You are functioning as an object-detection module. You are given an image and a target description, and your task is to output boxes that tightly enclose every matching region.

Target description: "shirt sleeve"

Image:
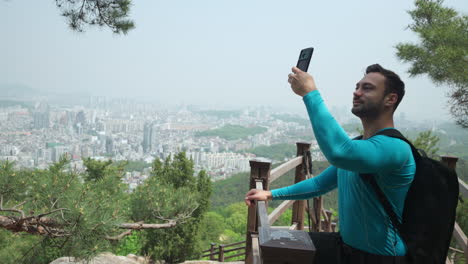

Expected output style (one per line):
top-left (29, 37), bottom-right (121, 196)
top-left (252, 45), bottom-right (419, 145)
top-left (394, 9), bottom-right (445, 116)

top-left (302, 91), bottom-right (412, 174)
top-left (271, 165), bottom-right (337, 200)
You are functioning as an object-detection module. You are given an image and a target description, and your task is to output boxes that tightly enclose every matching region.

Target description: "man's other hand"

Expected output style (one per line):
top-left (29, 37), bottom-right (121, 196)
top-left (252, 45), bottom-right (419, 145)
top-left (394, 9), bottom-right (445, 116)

top-left (244, 189), bottom-right (272, 207)
top-left (288, 66), bottom-right (317, 97)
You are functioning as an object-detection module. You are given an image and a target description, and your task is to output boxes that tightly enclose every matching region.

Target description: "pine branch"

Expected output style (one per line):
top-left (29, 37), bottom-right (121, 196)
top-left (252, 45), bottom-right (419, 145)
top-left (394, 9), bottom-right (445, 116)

top-left (118, 220), bottom-right (176, 229)
top-left (0, 211), bottom-right (177, 238)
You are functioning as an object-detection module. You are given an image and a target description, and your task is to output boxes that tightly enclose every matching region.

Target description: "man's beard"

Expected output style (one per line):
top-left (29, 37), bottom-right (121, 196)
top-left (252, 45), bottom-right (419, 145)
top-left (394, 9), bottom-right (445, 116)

top-left (351, 99), bottom-right (384, 119)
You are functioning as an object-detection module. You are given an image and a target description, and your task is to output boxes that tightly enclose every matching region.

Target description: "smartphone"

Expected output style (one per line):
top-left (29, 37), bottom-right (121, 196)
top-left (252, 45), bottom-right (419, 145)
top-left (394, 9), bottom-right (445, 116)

top-left (296, 47), bottom-right (314, 72)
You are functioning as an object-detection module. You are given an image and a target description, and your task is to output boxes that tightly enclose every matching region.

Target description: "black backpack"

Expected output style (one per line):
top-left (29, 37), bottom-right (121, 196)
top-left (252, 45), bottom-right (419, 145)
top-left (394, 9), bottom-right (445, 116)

top-left (359, 129), bottom-right (459, 264)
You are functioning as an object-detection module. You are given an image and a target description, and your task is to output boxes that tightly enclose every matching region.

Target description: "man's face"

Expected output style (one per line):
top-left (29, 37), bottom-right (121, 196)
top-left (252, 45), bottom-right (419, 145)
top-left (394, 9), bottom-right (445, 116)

top-left (351, 72), bottom-right (387, 119)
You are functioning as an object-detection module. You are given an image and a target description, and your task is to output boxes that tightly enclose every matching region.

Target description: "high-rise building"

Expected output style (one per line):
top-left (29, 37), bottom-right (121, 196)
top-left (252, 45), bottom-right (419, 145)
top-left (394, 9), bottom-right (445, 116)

top-left (75, 111), bottom-right (86, 125)
top-left (106, 136), bottom-right (114, 155)
top-left (142, 122), bottom-right (153, 153)
top-left (33, 102), bottom-right (50, 129)
top-left (52, 146), bottom-right (69, 162)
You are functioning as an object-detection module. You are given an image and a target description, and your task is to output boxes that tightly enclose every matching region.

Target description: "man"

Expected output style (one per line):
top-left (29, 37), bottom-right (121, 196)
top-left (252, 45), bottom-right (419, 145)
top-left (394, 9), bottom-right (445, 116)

top-left (245, 64), bottom-right (415, 264)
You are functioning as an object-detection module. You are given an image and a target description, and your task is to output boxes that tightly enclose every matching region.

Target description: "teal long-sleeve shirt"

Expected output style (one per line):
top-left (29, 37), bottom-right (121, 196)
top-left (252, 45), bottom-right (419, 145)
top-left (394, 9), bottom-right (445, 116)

top-left (271, 90), bottom-right (415, 256)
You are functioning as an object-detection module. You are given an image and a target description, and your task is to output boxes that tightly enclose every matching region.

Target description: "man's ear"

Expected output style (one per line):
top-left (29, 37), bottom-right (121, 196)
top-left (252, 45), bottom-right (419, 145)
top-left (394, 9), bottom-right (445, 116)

top-left (385, 93), bottom-right (398, 108)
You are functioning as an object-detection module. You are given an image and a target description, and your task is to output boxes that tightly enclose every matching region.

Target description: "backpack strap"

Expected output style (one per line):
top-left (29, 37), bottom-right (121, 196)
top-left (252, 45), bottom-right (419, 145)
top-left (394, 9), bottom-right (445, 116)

top-left (360, 173), bottom-right (404, 235)
top-left (358, 128), bottom-right (417, 238)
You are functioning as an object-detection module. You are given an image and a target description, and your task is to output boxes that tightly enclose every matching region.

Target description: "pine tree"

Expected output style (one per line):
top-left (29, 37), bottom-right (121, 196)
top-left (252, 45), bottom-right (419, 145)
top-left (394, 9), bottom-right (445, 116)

top-left (396, 0), bottom-right (468, 127)
top-left (55, 0), bottom-right (135, 34)
top-left (0, 152), bottom-right (207, 263)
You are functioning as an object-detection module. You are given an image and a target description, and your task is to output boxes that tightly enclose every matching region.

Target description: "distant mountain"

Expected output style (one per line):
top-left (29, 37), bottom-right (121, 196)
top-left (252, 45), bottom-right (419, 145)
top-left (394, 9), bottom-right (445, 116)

top-left (0, 83), bottom-right (91, 106)
top-left (0, 83), bottom-right (43, 100)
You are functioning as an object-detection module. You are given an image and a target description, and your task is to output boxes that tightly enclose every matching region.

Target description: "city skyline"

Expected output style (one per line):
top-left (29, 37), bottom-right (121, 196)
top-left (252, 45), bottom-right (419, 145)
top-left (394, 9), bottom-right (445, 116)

top-left (1, 1), bottom-right (467, 122)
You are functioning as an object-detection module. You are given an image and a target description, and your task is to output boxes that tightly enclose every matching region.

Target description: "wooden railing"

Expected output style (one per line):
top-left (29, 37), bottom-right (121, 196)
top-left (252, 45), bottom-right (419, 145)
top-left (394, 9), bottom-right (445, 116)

top-left (202, 241), bottom-right (246, 261)
top-left (241, 143), bottom-right (468, 264)
top-left (245, 142), bottom-right (321, 264)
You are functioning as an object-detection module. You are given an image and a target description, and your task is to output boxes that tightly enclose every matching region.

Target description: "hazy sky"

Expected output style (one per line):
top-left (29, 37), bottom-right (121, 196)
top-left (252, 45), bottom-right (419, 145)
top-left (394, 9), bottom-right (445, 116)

top-left (1, 1), bottom-right (466, 120)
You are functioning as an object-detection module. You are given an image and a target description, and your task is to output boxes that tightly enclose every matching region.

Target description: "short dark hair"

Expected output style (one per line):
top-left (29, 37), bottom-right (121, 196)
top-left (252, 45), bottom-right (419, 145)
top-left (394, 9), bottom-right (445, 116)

top-left (366, 64), bottom-right (405, 111)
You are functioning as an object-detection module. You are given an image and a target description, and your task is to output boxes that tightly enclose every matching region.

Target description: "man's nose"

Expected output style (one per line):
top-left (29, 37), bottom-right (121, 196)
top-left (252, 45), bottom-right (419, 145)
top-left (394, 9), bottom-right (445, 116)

top-left (353, 88), bottom-right (362, 97)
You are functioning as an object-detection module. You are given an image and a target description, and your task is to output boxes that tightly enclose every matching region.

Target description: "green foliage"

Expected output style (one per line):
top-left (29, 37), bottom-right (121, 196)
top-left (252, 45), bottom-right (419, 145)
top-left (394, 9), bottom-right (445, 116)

top-left (199, 212), bottom-right (226, 244)
top-left (131, 152), bottom-right (212, 263)
top-left (0, 152), bottom-right (213, 263)
top-left (411, 130), bottom-right (440, 158)
top-left (195, 124), bottom-right (267, 140)
top-left (396, 0), bottom-right (468, 127)
top-left (83, 157), bottom-right (114, 181)
top-left (240, 143), bottom-right (296, 161)
top-left (114, 232), bottom-right (143, 256)
top-left (55, 0), bottom-right (135, 34)
top-left (0, 157), bottom-right (131, 263)
top-left (0, 230), bottom-right (41, 264)
top-left (121, 160), bottom-right (151, 172)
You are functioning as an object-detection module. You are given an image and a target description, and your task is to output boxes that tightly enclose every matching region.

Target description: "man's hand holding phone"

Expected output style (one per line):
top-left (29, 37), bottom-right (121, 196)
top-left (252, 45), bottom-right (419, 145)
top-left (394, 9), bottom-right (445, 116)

top-left (288, 66), bottom-right (317, 97)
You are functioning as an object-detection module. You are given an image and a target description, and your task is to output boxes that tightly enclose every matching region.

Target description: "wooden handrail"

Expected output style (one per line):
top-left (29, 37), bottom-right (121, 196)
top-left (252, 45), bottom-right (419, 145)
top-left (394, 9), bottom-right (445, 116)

top-left (268, 200), bottom-right (295, 225)
top-left (242, 145), bottom-right (466, 264)
top-left (224, 240), bottom-right (246, 247)
top-left (253, 167), bottom-right (315, 263)
top-left (452, 222), bottom-right (468, 262)
top-left (202, 241), bottom-right (245, 253)
top-left (245, 159), bottom-right (271, 263)
top-left (290, 222), bottom-right (298, 230)
top-left (458, 178), bottom-right (468, 199)
top-left (202, 241), bottom-right (246, 259)
top-left (256, 180), bottom-right (270, 229)
top-left (269, 156), bottom-right (303, 184)
top-left (222, 246), bottom-right (247, 254)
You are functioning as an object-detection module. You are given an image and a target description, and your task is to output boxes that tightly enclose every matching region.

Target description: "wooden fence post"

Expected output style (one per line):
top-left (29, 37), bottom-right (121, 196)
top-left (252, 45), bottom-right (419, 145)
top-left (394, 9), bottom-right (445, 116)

top-left (441, 156), bottom-right (459, 170)
top-left (312, 197), bottom-right (323, 232)
top-left (218, 244), bottom-right (225, 262)
top-left (245, 158), bottom-right (272, 264)
top-left (291, 142), bottom-right (311, 230)
top-left (210, 243), bottom-right (216, 260)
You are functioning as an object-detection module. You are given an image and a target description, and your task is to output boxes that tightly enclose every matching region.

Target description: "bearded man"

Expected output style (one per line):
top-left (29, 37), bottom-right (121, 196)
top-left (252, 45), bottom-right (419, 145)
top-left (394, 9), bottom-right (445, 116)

top-left (245, 64), bottom-right (415, 264)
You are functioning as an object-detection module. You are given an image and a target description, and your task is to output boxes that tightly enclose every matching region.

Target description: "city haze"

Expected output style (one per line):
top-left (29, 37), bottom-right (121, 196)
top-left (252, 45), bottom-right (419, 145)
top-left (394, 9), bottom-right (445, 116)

top-left (1, 0), bottom-right (467, 121)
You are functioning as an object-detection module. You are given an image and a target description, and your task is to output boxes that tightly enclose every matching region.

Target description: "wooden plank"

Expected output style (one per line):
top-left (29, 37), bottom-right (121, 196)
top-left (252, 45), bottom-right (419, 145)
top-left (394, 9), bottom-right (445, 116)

top-left (270, 226), bottom-right (293, 229)
top-left (252, 234), bottom-right (262, 264)
top-left (256, 179), bottom-right (270, 229)
top-left (269, 156), bottom-right (303, 184)
top-left (257, 200), bottom-right (269, 229)
top-left (452, 222), bottom-right (468, 262)
top-left (224, 240), bottom-right (246, 247)
top-left (223, 246), bottom-right (247, 254)
top-left (268, 200), bottom-right (294, 225)
top-left (459, 178), bottom-right (468, 199)
top-left (290, 222), bottom-right (298, 230)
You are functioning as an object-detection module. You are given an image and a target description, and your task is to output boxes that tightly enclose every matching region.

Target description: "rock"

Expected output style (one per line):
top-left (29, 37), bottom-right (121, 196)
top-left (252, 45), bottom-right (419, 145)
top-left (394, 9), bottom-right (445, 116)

top-left (50, 252), bottom-right (143, 264)
top-left (50, 253), bottom-right (243, 264)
